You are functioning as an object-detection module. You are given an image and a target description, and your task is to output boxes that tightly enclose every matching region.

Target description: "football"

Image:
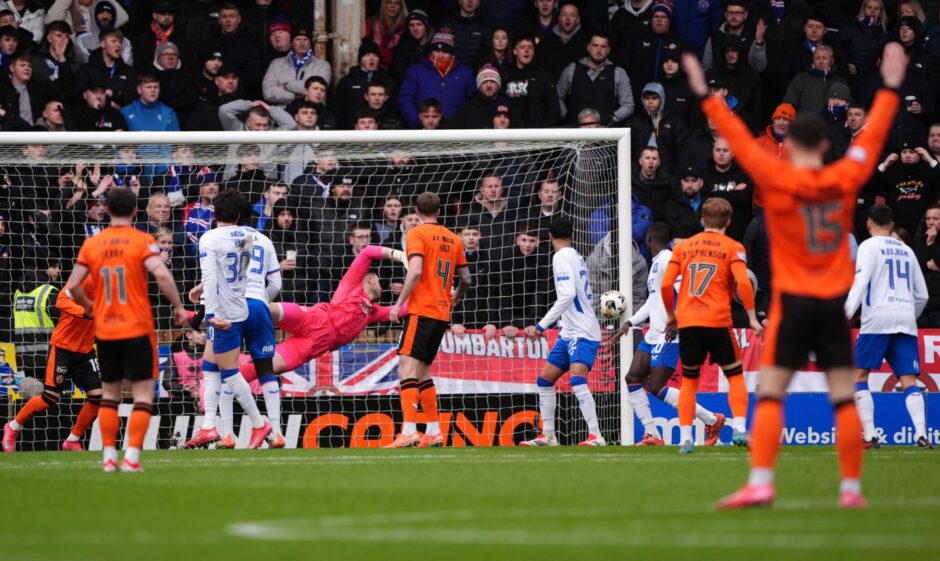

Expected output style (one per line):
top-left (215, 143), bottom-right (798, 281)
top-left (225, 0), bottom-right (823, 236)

top-left (600, 290), bottom-right (627, 318)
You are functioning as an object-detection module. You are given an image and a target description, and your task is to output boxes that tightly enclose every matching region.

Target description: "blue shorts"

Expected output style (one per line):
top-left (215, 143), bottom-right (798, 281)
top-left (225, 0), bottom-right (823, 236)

top-left (207, 318), bottom-right (245, 354)
top-left (637, 339), bottom-right (679, 370)
top-left (242, 298), bottom-right (276, 359)
top-left (547, 337), bottom-right (599, 372)
top-left (855, 333), bottom-right (920, 375)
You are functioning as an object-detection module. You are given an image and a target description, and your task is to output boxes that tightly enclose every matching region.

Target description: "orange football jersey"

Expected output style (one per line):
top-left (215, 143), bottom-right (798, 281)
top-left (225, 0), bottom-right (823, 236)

top-left (50, 280), bottom-right (96, 354)
top-left (405, 222), bottom-right (468, 322)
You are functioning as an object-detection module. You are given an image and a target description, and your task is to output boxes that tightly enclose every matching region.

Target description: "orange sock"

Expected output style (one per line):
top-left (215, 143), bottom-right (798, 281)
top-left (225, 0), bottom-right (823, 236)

top-left (70, 397), bottom-right (101, 438)
top-left (750, 398), bottom-right (784, 469)
top-left (727, 375), bottom-right (749, 419)
top-left (14, 393), bottom-right (55, 426)
top-left (400, 379), bottom-right (420, 425)
top-left (127, 402), bottom-right (153, 450)
top-left (418, 379), bottom-right (438, 423)
top-left (678, 376), bottom-right (699, 426)
top-left (99, 399), bottom-right (120, 448)
top-left (835, 401), bottom-right (863, 479)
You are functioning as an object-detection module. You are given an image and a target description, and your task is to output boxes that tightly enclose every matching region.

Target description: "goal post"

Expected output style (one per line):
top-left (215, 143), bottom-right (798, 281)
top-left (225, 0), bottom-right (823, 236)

top-left (0, 128), bottom-right (634, 449)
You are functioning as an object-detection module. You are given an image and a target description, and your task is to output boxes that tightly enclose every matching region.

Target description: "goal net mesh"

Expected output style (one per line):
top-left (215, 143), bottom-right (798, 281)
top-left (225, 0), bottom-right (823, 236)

top-left (0, 136), bottom-right (624, 449)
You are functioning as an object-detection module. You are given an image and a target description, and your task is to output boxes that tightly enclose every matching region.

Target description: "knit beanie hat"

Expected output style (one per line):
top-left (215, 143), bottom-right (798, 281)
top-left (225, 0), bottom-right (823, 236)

top-left (771, 103), bottom-right (796, 122)
top-left (431, 28), bottom-right (456, 52)
top-left (476, 64), bottom-right (501, 88)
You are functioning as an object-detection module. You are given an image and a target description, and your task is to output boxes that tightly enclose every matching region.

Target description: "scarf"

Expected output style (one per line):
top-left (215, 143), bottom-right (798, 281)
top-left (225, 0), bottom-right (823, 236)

top-left (433, 55), bottom-right (455, 77)
top-left (809, 65), bottom-right (830, 77)
top-left (151, 20), bottom-right (174, 46)
top-left (771, 0), bottom-right (785, 23)
top-left (289, 49), bottom-right (314, 77)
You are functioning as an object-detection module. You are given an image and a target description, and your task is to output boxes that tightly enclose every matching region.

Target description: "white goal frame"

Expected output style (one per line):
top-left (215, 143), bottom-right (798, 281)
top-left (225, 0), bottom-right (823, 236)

top-left (0, 128), bottom-right (635, 446)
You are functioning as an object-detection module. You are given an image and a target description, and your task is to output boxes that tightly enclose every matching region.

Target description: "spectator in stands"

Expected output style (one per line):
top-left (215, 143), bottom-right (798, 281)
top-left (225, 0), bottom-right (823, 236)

top-left (702, 0), bottom-right (766, 72)
top-left (44, 0), bottom-right (128, 40)
top-left (78, 196), bottom-right (108, 241)
top-left (755, 102), bottom-right (794, 161)
top-left (366, 0), bottom-right (407, 69)
top-left (194, 51), bottom-right (223, 100)
top-left (72, 1), bottom-right (133, 66)
top-left (183, 167), bottom-right (217, 265)
top-left (392, 8), bottom-right (432, 84)
top-left (243, 0), bottom-right (283, 63)
top-left (261, 15), bottom-right (292, 66)
top-left (626, 82), bottom-right (685, 174)
top-left (0, 52), bottom-right (45, 125)
top-left (449, 64), bottom-right (518, 129)
top-left (930, 122), bottom-right (940, 159)
top-left (333, 39), bottom-right (394, 128)
top-left (519, 0), bottom-right (556, 46)
top-left (225, 144), bottom-right (275, 200)
top-left (291, 149), bottom-right (337, 221)
top-left (207, 3), bottom-right (263, 99)
top-left (503, 34), bottom-right (559, 128)
top-left (417, 97), bottom-right (444, 129)
top-left (310, 176), bottom-right (367, 281)
top-left (29, 20), bottom-right (74, 102)
top-left (36, 98), bottom-right (65, 132)
top-left (783, 45), bottom-right (850, 116)
top-left (320, 221), bottom-right (373, 296)
top-left (188, 65), bottom-right (241, 131)
top-left (776, 13), bottom-right (847, 94)
top-left (703, 137), bottom-right (753, 242)
top-left (132, 1), bottom-right (195, 72)
top-left (829, 103), bottom-right (867, 163)
top-left (493, 222), bottom-right (550, 336)
top-left (672, 0), bottom-right (722, 56)
top-left (0, 9), bottom-right (34, 54)
top-left (482, 27), bottom-right (511, 74)
top-left (617, 1), bottom-right (691, 103)
top-left (219, 98), bottom-right (294, 131)
top-left (262, 26), bottom-right (331, 107)
top-left (839, 0), bottom-right (888, 100)
top-left (557, 32), bottom-right (634, 126)
top-left (708, 37), bottom-right (762, 132)
top-left (67, 78), bottom-right (126, 131)
top-left (491, 102), bottom-right (511, 128)
top-left (535, 2), bottom-right (587, 80)
top-left (137, 192), bottom-right (182, 244)
top-left (632, 146), bottom-right (673, 221)
top-left (373, 194), bottom-right (403, 245)
top-left (397, 28), bottom-right (475, 127)
top-left (73, 28), bottom-right (137, 107)
top-left (0, 1), bottom-right (44, 44)
top-left (522, 177), bottom-right (563, 240)
top-left (284, 76), bottom-right (337, 130)
top-left (450, 220), bottom-right (497, 336)
top-left (265, 200), bottom-right (307, 304)
top-left (251, 182), bottom-right (288, 231)
top-left (442, 0), bottom-right (491, 69)
top-left (876, 141), bottom-right (940, 234)
top-left (0, 24), bottom-right (15, 70)
top-left (353, 109), bottom-right (379, 130)
top-left (662, 165), bottom-right (704, 237)
top-left (466, 172), bottom-right (514, 251)
top-left (610, 0), bottom-right (654, 54)
top-left (913, 204), bottom-right (940, 326)
top-left (658, 45), bottom-right (697, 126)
top-left (120, 73), bottom-right (180, 132)
top-left (153, 43), bottom-right (197, 121)
top-left (362, 83), bottom-right (403, 130)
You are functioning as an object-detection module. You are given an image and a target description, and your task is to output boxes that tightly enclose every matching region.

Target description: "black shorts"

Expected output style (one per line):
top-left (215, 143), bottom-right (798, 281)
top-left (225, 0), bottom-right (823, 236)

top-left (399, 314), bottom-right (448, 365)
top-left (95, 334), bottom-right (158, 383)
top-left (678, 326), bottom-right (741, 375)
top-left (764, 292), bottom-right (852, 370)
top-left (43, 346), bottom-right (101, 392)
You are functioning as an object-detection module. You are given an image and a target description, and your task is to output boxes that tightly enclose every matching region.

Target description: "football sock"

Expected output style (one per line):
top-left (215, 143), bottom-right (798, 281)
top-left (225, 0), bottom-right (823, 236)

top-left (70, 396), bottom-right (100, 439)
top-left (659, 387), bottom-right (717, 425)
top-left (418, 379), bottom-right (440, 436)
top-left (628, 384), bottom-right (658, 436)
top-left (727, 375), bottom-right (748, 433)
top-left (904, 386), bottom-right (927, 440)
top-left (400, 379), bottom-right (420, 436)
top-left (571, 377), bottom-right (600, 435)
top-left (834, 400), bottom-right (863, 487)
top-left (126, 402), bottom-right (152, 463)
top-left (14, 392), bottom-right (56, 427)
top-left (749, 397), bottom-right (783, 477)
top-left (678, 376), bottom-right (699, 438)
top-left (99, 399), bottom-right (120, 454)
top-left (219, 387), bottom-right (234, 436)
top-left (261, 378), bottom-right (282, 435)
top-left (854, 381), bottom-right (876, 441)
top-left (536, 377), bottom-right (557, 439)
top-left (223, 370), bottom-right (265, 429)
top-left (201, 363), bottom-right (221, 430)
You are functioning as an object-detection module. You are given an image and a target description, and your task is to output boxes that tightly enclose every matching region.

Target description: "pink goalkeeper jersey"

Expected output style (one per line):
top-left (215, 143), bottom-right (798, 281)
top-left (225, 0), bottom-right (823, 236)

top-left (319, 246), bottom-right (396, 346)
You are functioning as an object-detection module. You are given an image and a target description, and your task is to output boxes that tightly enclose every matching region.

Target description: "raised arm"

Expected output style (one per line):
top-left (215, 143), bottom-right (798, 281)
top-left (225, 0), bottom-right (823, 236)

top-left (334, 245), bottom-right (406, 303)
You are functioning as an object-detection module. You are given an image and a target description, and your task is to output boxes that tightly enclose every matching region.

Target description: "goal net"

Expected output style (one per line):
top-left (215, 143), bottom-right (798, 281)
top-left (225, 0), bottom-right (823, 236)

top-left (0, 129), bottom-right (631, 450)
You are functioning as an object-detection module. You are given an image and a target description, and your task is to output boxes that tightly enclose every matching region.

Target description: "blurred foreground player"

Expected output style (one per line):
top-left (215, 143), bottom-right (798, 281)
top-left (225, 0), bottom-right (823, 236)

top-left (3, 280), bottom-right (101, 452)
top-left (520, 217), bottom-right (606, 447)
top-left (65, 189), bottom-right (188, 472)
top-left (846, 205), bottom-right (931, 449)
top-left (660, 198), bottom-right (762, 454)
top-left (684, 43), bottom-right (906, 508)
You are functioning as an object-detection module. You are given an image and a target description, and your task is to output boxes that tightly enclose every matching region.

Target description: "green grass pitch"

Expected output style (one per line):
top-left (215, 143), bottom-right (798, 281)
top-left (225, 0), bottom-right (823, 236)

top-left (1, 447), bottom-right (938, 561)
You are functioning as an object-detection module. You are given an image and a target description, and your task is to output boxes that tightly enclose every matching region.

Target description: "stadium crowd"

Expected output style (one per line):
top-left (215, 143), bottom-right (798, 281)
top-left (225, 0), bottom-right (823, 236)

top-left (1, 0), bottom-right (940, 367)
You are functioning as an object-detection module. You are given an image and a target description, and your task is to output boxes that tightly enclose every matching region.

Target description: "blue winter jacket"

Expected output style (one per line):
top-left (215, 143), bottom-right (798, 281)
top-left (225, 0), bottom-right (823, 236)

top-left (673, 0), bottom-right (723, 56)
top-left (398, 57), bottom-right (477, 127)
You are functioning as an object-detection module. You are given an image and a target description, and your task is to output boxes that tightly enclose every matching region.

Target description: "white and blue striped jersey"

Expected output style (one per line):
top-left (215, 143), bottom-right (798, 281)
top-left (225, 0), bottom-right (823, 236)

top-left (629, 248), bottom-right (676, 345)
top-left (537, 246), bottom-right (602, 342)
top-left (845, 235), bottom-right (928, 335)
top-left (243, 228), bottom-right (282, 304)
top-left (199, 225), bottom-right (253, 322)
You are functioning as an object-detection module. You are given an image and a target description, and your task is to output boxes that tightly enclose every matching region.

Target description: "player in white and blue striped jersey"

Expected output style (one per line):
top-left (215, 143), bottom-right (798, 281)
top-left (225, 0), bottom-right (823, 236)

top-left (185, 190), bottom-right (271, 449)
top-left (613, 223), bottom-right (725, 446)
top-left (520, 218), bottom-right (605, 447)
top-left (845, 205), bottom-right (931, 449)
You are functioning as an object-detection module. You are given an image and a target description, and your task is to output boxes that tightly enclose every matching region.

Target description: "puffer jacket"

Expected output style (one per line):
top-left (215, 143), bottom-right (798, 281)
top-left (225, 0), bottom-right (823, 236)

top-left (397, 56), bottom-right (476, 127)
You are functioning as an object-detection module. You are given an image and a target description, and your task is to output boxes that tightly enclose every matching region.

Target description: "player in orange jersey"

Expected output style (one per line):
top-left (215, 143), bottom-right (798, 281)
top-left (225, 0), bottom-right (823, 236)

top-left (661, 198), bottom-right (762, 454)
top-left (682, 43), bottom-right (907, 509)
top-left (65, 189), bottom-right (188, 472)
top-left (2, 279), bottom-right (102, 453)
top-left (385, 192), bottom-right (472, 449)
